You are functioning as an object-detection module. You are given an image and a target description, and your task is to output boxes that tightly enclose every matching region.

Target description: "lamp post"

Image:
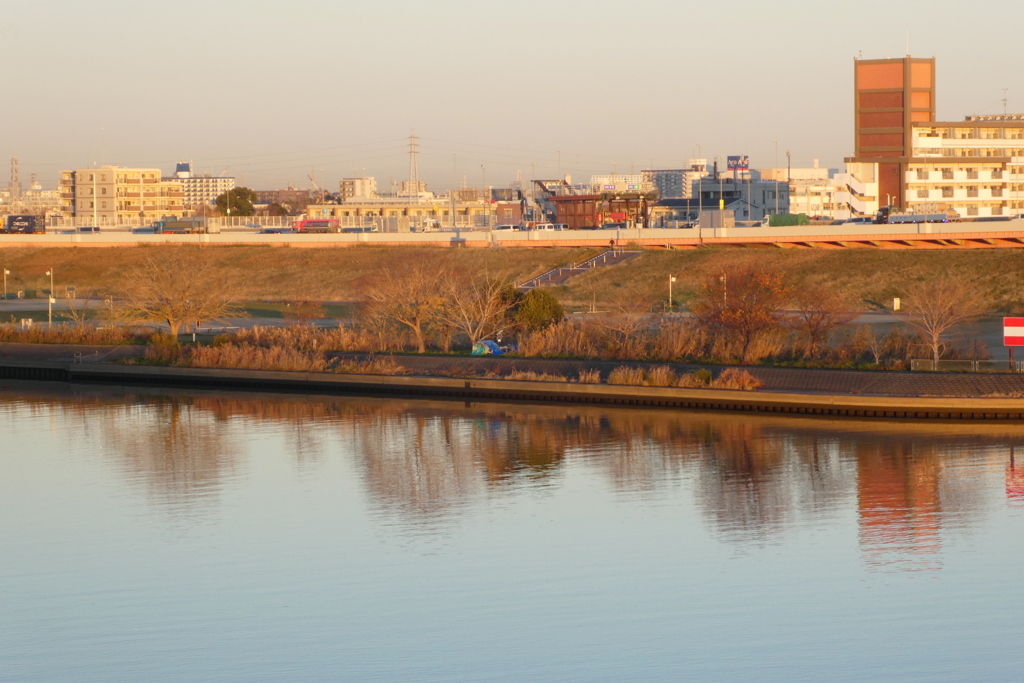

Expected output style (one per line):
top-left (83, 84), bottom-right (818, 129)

top-left (45, 269), bottom-right (53, 326)
top-left (668, 275), bottom-right (676, 312)
top-left (3, 268), bottom-right (8, 300)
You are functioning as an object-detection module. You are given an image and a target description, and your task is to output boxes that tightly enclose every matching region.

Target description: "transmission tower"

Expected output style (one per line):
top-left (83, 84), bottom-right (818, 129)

top-left (10, 157), bottom-right (21, 199)
top-left (408, 130), bottom-right (419, 198)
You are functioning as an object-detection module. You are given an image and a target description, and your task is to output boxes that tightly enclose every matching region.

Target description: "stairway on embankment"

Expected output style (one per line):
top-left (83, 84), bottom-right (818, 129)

top-left (516, 249), bottom-right (642, 291)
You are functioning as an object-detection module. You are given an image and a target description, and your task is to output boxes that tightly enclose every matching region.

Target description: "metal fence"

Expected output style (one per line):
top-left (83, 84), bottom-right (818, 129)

top-left (911, 359), bottom-right (1024, 373)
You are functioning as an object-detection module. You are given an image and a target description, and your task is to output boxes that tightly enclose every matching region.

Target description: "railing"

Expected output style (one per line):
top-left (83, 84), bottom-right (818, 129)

top-left (911, 359), bottom-right (1024, 373)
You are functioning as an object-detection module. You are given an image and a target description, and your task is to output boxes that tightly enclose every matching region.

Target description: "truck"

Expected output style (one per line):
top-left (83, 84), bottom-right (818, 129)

top-left (151, 217), bottom-right (221, 234)
top-left (3, 215), bottom-right (44, 233)
top-left (294, 219), bottom-right (340, 233)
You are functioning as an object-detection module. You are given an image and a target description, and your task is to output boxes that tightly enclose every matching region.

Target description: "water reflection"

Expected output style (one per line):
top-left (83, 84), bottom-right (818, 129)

top-left (2, 381), bottom-right (1022, 571)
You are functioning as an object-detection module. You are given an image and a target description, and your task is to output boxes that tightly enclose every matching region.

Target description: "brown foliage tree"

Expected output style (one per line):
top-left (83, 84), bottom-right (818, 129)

top-left (118, 247), bottom-right (241, 338)
top-left (690, 268), bottom-right (790, 363)
top-left (285, 301), bottom-right (327, 327)
top-left (900, 275), bottom-right (985, 363)
top-left (363, 265), bottom-right (446, 353)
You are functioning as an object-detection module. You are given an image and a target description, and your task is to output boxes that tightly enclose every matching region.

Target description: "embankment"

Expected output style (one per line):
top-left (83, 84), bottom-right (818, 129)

top-left (2, 358), bottom-right (1024, 421)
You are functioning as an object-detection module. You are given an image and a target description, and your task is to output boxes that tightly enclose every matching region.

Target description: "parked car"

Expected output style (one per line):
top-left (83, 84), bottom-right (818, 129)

top-left (258, 227), bottom-right (294, 234)
top-left (76, 226), bottom-right (101, 234)
top-left (493, 224), bottom-right (519, 231)
top-left (600, 222), bottom-right (628, 230)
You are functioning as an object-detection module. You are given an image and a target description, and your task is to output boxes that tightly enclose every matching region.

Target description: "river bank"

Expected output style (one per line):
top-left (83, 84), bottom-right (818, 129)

top-left (3, 343), bottom-right (1024, 420)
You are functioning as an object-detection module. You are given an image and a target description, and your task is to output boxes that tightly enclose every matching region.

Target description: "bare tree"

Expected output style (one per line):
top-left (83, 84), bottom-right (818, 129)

top-left (61, 295), bottom-right (95, 327)
top-left (690, 268), bottom-right (790, 363)
top-left (598, 298), bottom-right (654, 358)
top-left (363, 265), bottom-right (446, 353)
top-left (440, 273), bottom-right (515, 345)
top-left (790, 285), bottom-right (857, 358)
top-left (285, 301), bottom-right (327, 327)
top-left (118, 247), bottom-right (241, 339)
top-left (900, 275), bottom-right (985, 364)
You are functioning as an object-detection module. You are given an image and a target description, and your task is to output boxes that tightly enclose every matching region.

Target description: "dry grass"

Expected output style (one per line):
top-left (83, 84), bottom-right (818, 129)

top-left (232, 325), bottom-right (376, 352)
top-left (710, 368), bottom-right (763, 390)
top-left (606, 364), bottom-right (761, 390)
top-left (501, 370), bottom-right (569, 382)
top-left (0, 245), bottom-right (596, 302)
top-left (0, 324), bottom-right (147, 345)
top-left (556, 248), bottom-right (1024, 315)
top-left (575, 369), bottom-right (602, 384)
top-left (169, 344), bottom-right (329, 372)
top-left (333, 356), bottom-right (406, 375)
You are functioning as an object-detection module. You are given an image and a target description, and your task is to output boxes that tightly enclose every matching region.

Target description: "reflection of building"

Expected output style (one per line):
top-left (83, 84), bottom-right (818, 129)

top-left (857, 446), bottom-right (942, 572)
top-left (58, 166), bottom-right (186, 224)
top-left (165, 162), bottom-right (235, 208)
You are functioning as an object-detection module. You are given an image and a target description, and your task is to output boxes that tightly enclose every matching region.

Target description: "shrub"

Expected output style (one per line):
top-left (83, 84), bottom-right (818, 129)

top-left (644, 365), bottom-right (678, 387)
top-left (575, 369), bottom-right (601, 384)
top-left (607, 366), bottom-right (647, 385)
top-left (710, 368), bottom-right (763, 391)
top-left (514, 288), bottom-right (565, 331)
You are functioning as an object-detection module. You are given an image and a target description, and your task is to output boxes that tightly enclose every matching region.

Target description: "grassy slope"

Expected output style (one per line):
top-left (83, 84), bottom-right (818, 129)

top-left (4, 244), bottom-right (1024, 313)
top-left (0, 245), bottom-right (598, 301)
top-left (554, 247), bottom-right (1024, 313)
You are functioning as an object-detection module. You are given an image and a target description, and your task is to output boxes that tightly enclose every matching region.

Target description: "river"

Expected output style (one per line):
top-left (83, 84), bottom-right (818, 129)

top-left (1, 381), bottom-right (1022, 681)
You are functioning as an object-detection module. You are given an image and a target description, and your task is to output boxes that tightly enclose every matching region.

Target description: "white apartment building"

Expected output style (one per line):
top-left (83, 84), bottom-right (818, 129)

top-left (59, 166), bottom-right (185, 224)
top-left (339, 177), bottom-right (378, 201)
top-left (906, 114), bottom-right (1024, 217)
top-left (167, 162), bottom-right (235, 208)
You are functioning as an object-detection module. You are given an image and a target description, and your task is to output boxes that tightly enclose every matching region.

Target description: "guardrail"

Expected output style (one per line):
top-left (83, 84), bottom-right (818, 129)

top-left (911, 359), bottom-right (1024, 373)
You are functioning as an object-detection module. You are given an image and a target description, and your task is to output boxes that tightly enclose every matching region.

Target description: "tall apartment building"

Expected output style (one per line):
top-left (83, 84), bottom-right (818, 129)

top-left (848, 56), bottom-right (936, 207)
top-left (58, 166), bottom-right (185, 224)
top-left (167, 162), bottom-right (235, 208)
top-left (339, 177), bottom-right (378, 201)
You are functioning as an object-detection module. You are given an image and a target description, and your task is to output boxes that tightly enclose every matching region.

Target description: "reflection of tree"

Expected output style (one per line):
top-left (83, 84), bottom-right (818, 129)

top-left (2, 382), bottom-right (1022, 571)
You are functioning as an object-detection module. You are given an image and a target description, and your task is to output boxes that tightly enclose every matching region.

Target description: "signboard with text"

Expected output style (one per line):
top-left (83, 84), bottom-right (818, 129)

top-left (727, 155), bottom-right (749, 171)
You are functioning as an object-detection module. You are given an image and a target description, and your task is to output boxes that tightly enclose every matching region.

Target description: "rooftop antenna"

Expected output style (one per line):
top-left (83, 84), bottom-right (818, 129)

top-left (905, 29), bottom-right (910, 57)
top-left (1003, 88), bottom-right (1010, 115)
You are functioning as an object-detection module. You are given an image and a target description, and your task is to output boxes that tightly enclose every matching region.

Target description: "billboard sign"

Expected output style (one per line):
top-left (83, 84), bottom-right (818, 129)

top-left (1004, 317), bottom-right (1024, 346)
top-left (727, 155), bottom-right (749, 171)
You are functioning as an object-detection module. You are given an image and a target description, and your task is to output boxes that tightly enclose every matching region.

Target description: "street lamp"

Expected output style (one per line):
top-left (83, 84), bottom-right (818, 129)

top-left (668, 275), bottom-right (677, 312)
top-left (45, 269), bottom-right (54, 326)
top-left (3, 269), bottom-right (8, 300)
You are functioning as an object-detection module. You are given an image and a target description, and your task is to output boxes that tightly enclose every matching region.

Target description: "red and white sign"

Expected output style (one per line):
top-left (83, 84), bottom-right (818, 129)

top-left (1004, 317), bottom-right (1024, 346)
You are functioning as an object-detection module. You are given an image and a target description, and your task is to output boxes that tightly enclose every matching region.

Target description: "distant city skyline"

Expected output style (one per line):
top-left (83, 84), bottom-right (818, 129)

top-left (1, 0), bottom-right (1020, 191)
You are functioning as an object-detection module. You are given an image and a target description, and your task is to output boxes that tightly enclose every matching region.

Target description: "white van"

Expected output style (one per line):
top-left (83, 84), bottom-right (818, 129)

top-left (493, 224), bottom-right (519, 231)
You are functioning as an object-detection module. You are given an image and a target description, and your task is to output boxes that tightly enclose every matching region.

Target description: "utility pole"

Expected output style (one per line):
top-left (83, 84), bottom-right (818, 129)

top-left (45, 268), bottom-right (54, 326)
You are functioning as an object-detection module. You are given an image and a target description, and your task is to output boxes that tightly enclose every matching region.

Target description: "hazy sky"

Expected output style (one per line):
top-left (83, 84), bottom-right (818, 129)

top-left (2, 0), bottom-right (1021, 192)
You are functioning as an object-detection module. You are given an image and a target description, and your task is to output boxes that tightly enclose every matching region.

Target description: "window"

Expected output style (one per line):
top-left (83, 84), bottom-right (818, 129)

top-left (992, 188), bottom-right (1003, 197)
top-left (101, 187), bottom-right (107, 195)
top-left (967, 169), bottom-right (978, 179)
top-left (993, 206), bottom-right (1004, 215)
top-left (917, 169), bottom-right (929, 180)
top-left (967, 187), bottom-right (979, 198)
top-left (942, 168), bottom-right (954, 180)
top-left (992, 169), bottom-right (1004, 179)
top-left (917, 189), bottom-right (929, 198)
top-left (942, 186), bottom-right (954, 198)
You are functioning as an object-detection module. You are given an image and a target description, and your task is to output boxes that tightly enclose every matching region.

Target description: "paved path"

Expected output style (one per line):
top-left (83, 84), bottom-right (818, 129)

top-left (3, 342), bottom-right (1022, 399)
top-left (334, 353), bottom-right (1024, 398)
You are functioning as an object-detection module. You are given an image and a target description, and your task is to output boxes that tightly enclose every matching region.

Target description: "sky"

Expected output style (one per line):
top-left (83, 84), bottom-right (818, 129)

top-left (1, 0), bottom-right (1022, 192)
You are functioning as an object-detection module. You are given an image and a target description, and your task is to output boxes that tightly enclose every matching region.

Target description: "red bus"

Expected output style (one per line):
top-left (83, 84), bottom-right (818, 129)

top-left (294, 219), bottom-right (340, 233)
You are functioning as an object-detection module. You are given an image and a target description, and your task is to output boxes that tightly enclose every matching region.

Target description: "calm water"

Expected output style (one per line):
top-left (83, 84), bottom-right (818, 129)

top-left (2, 382), bottom-right (1023, 682)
